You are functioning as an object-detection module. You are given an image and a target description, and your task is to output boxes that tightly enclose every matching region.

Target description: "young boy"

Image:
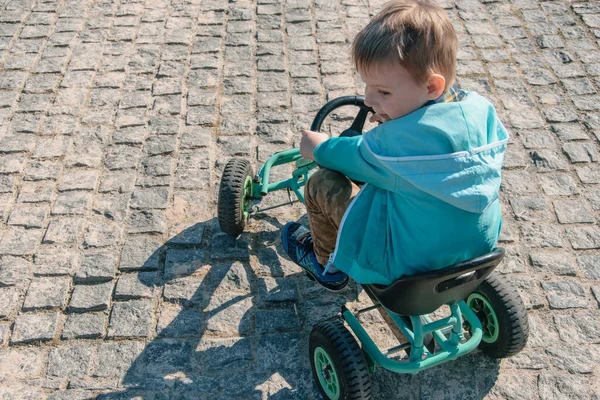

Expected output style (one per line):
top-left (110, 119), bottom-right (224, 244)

top-left (282, 0), bottom-right (508, 291)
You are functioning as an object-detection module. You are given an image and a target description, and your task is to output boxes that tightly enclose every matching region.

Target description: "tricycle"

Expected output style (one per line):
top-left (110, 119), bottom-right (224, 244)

top-left (217, 97), bottom-right (529, 400)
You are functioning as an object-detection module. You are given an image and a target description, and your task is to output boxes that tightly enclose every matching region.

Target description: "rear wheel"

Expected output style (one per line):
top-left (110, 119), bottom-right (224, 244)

top-left (467, 272), bottom-right (529, 358)
top-left (218, 158), bottom-right (254, 236)
top-left (309, 320), bottom-right (372, 399)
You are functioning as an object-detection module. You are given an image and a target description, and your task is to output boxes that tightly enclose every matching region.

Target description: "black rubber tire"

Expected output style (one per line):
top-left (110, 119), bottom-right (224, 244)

top-left (468, 272), bottom-right (529, 359)
top-left (217, 157), bottom-right (253, 236)
top-left (309, 320), bottom-right (372, 400)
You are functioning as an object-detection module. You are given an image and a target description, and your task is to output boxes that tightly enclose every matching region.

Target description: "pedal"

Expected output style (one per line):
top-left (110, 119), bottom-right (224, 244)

top-left (295, 157), bottom-right (313, 168)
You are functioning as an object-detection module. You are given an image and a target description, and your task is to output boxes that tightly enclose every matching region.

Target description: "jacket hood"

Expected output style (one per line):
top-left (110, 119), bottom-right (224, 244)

top-left (363, 91), bottom-right (508, 213)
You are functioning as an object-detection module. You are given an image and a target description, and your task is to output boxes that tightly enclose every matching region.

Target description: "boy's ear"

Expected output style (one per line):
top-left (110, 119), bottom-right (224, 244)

top-left (426, 74), bottom-right (446, 100)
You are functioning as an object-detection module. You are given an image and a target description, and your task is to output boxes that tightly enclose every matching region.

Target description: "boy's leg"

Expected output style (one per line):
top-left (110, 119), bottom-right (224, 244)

top-left (305, 168), bottom-right (361, 266)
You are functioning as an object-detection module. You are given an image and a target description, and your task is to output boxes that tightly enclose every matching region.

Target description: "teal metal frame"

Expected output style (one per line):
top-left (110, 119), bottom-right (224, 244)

top-left (342, 301), bottom-right (483, 374)
top-left (253, 148), bottom-right (317, 204)
top-left (252, 147), bottom-right (484, 375)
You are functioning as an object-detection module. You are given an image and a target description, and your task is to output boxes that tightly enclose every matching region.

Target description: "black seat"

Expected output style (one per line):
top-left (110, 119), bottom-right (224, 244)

top-left (362, 248), bottom-right (505, 316)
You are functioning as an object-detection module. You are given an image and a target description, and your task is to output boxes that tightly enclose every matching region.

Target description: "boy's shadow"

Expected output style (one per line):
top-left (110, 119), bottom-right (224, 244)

top-left (97, 215), bottom-right (360, 399)
top-left (97, 215), bottom-right (500, 399)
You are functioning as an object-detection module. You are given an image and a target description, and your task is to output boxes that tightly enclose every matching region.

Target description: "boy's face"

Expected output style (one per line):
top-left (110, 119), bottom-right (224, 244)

top-left (359, 62), bottom-right (431, 122)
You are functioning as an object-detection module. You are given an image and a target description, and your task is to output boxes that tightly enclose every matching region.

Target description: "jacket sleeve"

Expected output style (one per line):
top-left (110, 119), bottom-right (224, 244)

top-left (313, 136), bottom-right (395, 189)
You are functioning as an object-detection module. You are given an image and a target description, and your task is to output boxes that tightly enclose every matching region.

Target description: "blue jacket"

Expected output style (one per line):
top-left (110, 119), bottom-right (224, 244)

top-left (313, 91), bottom-right (508, 285)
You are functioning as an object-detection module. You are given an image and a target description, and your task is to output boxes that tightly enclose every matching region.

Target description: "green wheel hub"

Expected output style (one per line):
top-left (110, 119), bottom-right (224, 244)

top-left (467, 293), bottom-right (500, 344)
top-left (314, 347), bottom-right (340, 400)
top-left (241, 176), bottom-right (253, 220)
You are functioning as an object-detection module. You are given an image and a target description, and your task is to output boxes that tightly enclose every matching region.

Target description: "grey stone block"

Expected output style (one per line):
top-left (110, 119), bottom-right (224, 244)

top-left (83, 223), bottom-right (121, 249)
top-left (11, 312), bottom-right (59, 344)
top-left (0, 287), bottom-right (19, 318)
top-left (194, 337), bottom-right (252, 370)
top-left (256, 308), bottom-right (301, 333)
top-left (157, 305), bottom-right (203, 337)
top-left (47, 345), bottom-right (92, 378)
top-left (164, 249), bottom-right (205, 280)
top-left (92, 341), bottom-right (145, 378)
top-left (51, 191), bottom-right (91, 215)
top-left (0, 228), bottom-right (42, 255)
top-left (43, 218), bottom-right (83, 244)
top-left (114, 272), bottom-right (156, 300)
top-left (119, 236), bottom-right (161, 271)
top-left (107, 300), bottom-right (153, 338)
top-left (127, 209), bottom-right (166, 234)
top-left (577, 255), bottom-right (600, 279)
top-left (23, 277), bottom-right (70, 310)
top-left (538, 373), bottom-right (590, 400)
top-left (69, 281), bottom-right (114, 312)
top-left (0, 348), bottom-right (46, 380)
top-left (542, 280), bottom-right (589, 309)
top-left (75, 252), bottom-right (117, 283)
top-left (61, 313), bottom-right (105, 339)
top-left (529, 251), bottom-right (577, 276)
top-left (0, 255), bottom-right (32, 287)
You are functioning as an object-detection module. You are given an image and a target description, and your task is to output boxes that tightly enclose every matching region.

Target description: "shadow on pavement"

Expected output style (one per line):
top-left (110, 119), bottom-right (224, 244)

top-left (97, 215), bottom-right (500, 399)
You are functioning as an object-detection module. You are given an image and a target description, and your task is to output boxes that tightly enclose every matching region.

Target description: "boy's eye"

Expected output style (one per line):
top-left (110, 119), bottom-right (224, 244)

top-left (378, 90), bottom-right (390, 96)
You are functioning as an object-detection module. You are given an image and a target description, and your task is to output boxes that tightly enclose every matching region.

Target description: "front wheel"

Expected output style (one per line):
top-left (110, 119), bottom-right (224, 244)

top-left (309, 320), bottom-right (372, 400)
top-left (218, 157), bottom-right (254, 236)
top-left (467, 272), bottom-right (529, 358)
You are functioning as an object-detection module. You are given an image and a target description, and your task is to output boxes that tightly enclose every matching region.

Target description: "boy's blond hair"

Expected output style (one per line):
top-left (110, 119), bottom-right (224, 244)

top-left (352, 0), bottom-right (458, 91)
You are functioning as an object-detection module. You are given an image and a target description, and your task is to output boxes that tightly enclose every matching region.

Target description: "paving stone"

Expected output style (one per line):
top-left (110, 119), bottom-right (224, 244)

top-left (554, 312), bottom-right (600, 344)
top-left (75, 252), bottom-right (117, 283)
top-left (104, 146), bottom-right (142, 170)
top-left (509, 197), bottom-right (552, 222)
top-left (58, 170), bottom-right (99, 191)
top-left (7, 205), bottom-right (47, 228)
top-left (69, 281), bottom-right (114, 312)
top-left (43, 218), bottom-right (83, 244)
top-left (157, 305), bottom-right (203, 337)
top-left (114, 272), bottom-right (156, 300)
top-left (538, 173), bottom-right (580, 196)
top-left (0, 287), bottom-right (19, 318)
top-left (93, 194), bottom-right (129, 223)
top-left (47, 345), bottom-right (92, 378)
top-left (92, 341), bottom-right (145, 378)
top-left (565, 226), bottom-right (600, 249)
top-left (61, 313), bottom-right (105, 339)
top-left (0, 255), bottom-right (32, 287)
top-left (51, 191), bottom-right (91, 215)
top-left (0, 175), bottom-right (16, 194)
top-left (23, 277), bottom-right (70, 310)
top-left (17, 181), bottom-right (55, 203)
top-left (164, 249), bottom-right (206, 281)
top-left (563, 142), bottom-right (599, 163)
top-left (130, 188), bottom-right (169, 209)
top-left (205, 294), bottom-right (253, 335)
top-left (98, 171), bottom-right (136, 193)
top-left (529, 251), bottom-right (577, 276)
top-left (520, 223), bottom-right (564, 248)
top-left (194, 337), bottom-right (252, 370)
top-left (0, 228), bottom-right (42, 255)
top-left (119, 236), bottom-right (161, 271)
top-left (163, 277), bottom-right (204, 307)
top-left (256, 308), bottom-right (301, 333)
top-left (127, 209), bottom-right (166, 234)
top-left (257, 277), bottom-right (299, 303)
top-left (210, 233), bottom-right (250, 260)
top-left (538, 373), bottom-right (590, 400)
top-left (576, 165), bottom-right (600, 183)
top-left (553, 200), bottom-right (595, 224)
top-left (107, 300), bottom-right (153, 338)
top-left (576, 255), bottom-right (600, 280)
top-left (551, 123), bottom-right (590, 140)
top-left (541, 280), bottom-right (589, 309)
top-left (256, 332), bottom-right (302, 370)
top-left (11, 312), bottom-right (59, 344)
top-left (83, 223), bottom-right (121, 249)
top-left (168, 222), bottom-right (206, 246)
top-left (0, 348), bottom-right (46, 380)
top-left (545, 347), bottom-right (596, 374)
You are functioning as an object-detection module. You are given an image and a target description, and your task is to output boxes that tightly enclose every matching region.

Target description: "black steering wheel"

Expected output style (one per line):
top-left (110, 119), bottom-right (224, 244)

top-left (309, 96), bottom-right (374, 185)
top-left (310, 95), bottom-right (374, 137)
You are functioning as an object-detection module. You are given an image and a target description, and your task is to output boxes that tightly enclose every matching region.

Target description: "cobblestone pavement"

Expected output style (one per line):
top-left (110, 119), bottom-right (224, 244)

top-left (0, 0), bottom-right (599, 398)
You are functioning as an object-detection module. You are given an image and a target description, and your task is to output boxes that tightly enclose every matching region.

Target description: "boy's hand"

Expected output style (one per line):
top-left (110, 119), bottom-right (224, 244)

top-left (369, 113), bottom-right (390, 125)
top-left (300, 130), bottom-right (330, 160)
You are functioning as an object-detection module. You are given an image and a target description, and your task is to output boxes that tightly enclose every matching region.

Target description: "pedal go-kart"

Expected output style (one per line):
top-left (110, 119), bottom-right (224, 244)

top-left (217, 97), bottom-right (529, 400)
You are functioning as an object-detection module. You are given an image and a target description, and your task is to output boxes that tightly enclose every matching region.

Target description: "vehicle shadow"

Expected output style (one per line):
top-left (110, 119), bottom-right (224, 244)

top-left (96, 215), bottom-right (500, 399)
top-left (96, 215), bottom-right (361, 399)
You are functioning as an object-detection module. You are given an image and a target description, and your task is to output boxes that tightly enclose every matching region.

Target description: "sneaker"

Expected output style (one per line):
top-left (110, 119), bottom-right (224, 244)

top-left (281, 222), bottom-right (348, 291)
